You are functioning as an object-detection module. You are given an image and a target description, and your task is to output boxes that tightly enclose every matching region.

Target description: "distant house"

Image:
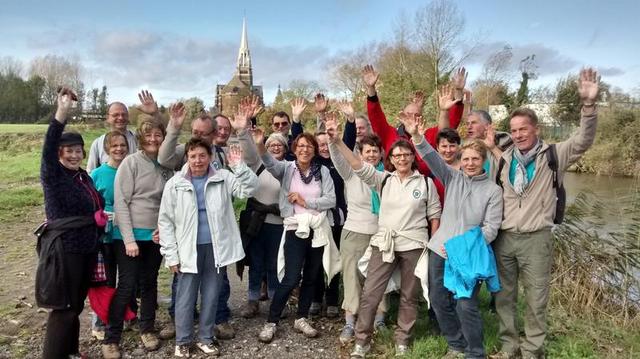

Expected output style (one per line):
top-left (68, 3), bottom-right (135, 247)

top-left (488, 103), bottom-right (558, 126)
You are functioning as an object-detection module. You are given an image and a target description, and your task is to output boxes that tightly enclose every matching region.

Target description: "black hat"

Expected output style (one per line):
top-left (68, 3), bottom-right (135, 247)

top-left (59, 132), bottom-right (84, 147)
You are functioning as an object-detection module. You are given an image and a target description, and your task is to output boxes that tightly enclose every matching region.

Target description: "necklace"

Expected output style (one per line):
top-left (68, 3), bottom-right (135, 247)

top-left (295, 161), bottom-right (321, 184)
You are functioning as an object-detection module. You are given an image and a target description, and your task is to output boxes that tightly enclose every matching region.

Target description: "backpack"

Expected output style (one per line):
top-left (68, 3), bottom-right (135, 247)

top-left (495, 144), bottom-right (566, 224)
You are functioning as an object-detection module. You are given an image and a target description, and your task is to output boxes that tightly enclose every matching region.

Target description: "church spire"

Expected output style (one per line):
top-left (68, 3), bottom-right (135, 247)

top-left (237, 17), bottom-right (251, 71)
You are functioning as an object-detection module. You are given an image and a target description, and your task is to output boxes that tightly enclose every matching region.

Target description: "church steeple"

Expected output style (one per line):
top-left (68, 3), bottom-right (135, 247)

top-left (236, 17), bottom-right (252, 84)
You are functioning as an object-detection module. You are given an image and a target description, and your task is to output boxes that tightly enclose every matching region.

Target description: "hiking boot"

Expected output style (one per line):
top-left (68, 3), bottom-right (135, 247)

top-left (258, 322), bottom-right (277, 343)
top-left (442, 348), bottom-right (465, 359)
top-left (101, 343), bottom-right (121, 359)
top-left (280, 305), bottom-right (290, 319)
top-left (339, 324), bottom-right (355, 344)
top-left (489, 350), bottom-right (521, 359)
top-left (124, 318), bottom-right (139, 332)
top-left (240, 300), bottom-right (259, 318)
top-left (140, 332), bottom-right (160, 351)
top-left (294, 317), bottom-right (318, 338)
top-left (350, 343), bottom-right (371, 358)
top-left (91, 328), bottom-right (105, 341)
top-left (196, 342), bottom-right (220, 356)
top-left (374, 320), bottom-right (386, 332)
top-left (395, 344), bottom-right (409, 356)
top-left (174, 344), bottom-right (191, 358)
top-left (259, 281), bottom-right (269, 301)
top-left (326, 305), bottom-right (340, 318)
top-left (214, 322), bottom-right (235, 339)
top-left (309, 302), bottom-right (321, 317)
top-left (159, 321), bottom-right (176, 339)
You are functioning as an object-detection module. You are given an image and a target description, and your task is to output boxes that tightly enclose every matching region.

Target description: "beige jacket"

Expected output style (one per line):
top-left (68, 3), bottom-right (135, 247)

top-left (499, 108), bottom-right (597, 233)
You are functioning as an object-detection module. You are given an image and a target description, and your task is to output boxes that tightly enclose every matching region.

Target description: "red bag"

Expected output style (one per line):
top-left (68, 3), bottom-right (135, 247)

top-left (88, 286), bottom-right (136, 324)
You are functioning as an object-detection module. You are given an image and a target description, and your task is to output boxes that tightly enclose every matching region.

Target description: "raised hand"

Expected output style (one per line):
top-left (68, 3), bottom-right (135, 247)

top-left (324, 112), bottom-right (341, 143)
top-left (483, 124), bottom-right (497, 150)
top-left (55, 86), bottom-right (78, 122)
top-left (168, 102), bottom-right (186, 129)
top-left (231, 106), bottom-right (252, 132)
top-left (578, 67), bottom-right (600, 105)
top-left (240, 95), bottom-right (264, 118)
top-left (314, 93), bottom-right (329, 113)
top-left (227, 144), bottom-right (243, 167)
top-left (451, 67), bottom-right (468, 90)
top-left (251, 127), bottom-right (265, 146)
top-left (438, 84), bottom-right (457, 111)
top-left (463, 89), bottom-right (473, 112)
top-left (137, 90), bottom-right (158, 114)
top-left (401, 111), bottom-right (423, 137)
top-left (290, 97), bottom-right (307, 122)
top-left (362, 64), bottom-right (379, 89)
top-left (336, 100), bottom-right (355, 122)
top-left (411, 91), bottom-right (425, 109)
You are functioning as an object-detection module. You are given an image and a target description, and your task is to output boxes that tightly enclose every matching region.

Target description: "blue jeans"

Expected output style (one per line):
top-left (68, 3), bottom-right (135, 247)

top-left (428, 251), bottom-right (485, 359)
top-left (215, 271), bottom-right (231, 324)
top-left (175, 244), bottom-right (224, 345)
top-left (247, 223), bottom-right (283, 301)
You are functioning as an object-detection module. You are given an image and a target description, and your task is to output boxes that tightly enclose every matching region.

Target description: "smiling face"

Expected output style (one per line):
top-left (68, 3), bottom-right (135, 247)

top-left (460, 148), bottom-right (484, 177)
top-left (510, 115), bottom-right (539, 152)
top-left (389, 144), bottom-right (415, 176)
top-left (107, 134), bottom-right (128, 162)
top-left (361, 143), bottom-right (382, 166)
top-left (141, 128), bottom-right (164, 156)
top-left (437, 138), bottom-right (459, 165)
top-left (187, 145), bottom-right (212, 177)
top-left (106, 103), bottom-right (129, 132)
top-left (315, 133), bottom-right (330, 159)
top-left (267, 140), bottom-right (286, 160)
top-left (294, 137), bottom-right (316, 166)
top-left (213, 116), bottom-right (231, 146)
top-left (59, 145), bottom-right (84, 170)
top-left (191, 117), bottom-right (216, 145)
top-left (271, 115), bottom-right (291, 135)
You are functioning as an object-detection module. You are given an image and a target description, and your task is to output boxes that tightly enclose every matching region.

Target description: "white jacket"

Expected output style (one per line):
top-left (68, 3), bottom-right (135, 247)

top-left (158, 162), bottom-right (258, 273)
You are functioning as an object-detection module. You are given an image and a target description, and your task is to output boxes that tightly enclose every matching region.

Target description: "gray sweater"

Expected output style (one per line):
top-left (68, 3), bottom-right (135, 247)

top-left (414, 138), bottom-right (503, 257)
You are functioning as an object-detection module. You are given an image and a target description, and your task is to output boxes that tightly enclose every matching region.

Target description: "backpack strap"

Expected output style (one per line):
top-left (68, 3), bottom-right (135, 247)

top-left (379, 173), bottom-right (392, 196)
top-left (495, 157), bottom-right (506, 187)
top-left (546, 144), bottom-right (566, 224)
top-left (256, 164), bottom-right (266, 177)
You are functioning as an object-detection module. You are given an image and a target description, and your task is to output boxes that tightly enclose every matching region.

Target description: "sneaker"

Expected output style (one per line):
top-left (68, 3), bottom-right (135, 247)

top-left (326, 306), bottom-right (339, 318)
top-left (258, 322), bottom-right (277, 343)
top-left (395, 344), bottom-right (409, 356)
top-left (140, 332), bottom-right (160, 351)
top-left (240, 300), bottom-right (260, 318)
top-left (214, 322), bottom-right (235, 339)
top-left (442, 348), bottom-right (465, 359)
top-left (293, 317), bottom-right (318, 338)
top-left (374, 320), bottom-right (386, 332)
top-left (339, 324), bottom-right (355, 344)
top-left (280, 305), bottom-right (290, 319)
top-left (174, 344), bottom-right (191, 358)
top-left (101, 343), bottom-right (121, 359)
top-left (91, 328), bottom-right (105, 341)
top-left (489, 351), bottom-right (521, 359)
top-left (159, 321), bottom-right (176, 340)
top-left (124, 318), bottom-right (139, 332)
top-left (196, 342), bottom-right (220, 356)
top-left (309, 302), bottom-right (321, 317)
top-left (350, 343), bottom-right (370, 358)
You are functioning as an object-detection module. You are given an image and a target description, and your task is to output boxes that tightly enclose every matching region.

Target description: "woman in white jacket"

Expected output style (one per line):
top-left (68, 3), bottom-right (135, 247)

top-left (158, 138), bottom-right (258, 357)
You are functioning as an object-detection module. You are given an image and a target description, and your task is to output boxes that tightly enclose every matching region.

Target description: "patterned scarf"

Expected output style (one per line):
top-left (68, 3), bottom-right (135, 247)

top-left (296, 161), bottom-right (322, 184)
top-left (513, 139), bottom-right (542, 195)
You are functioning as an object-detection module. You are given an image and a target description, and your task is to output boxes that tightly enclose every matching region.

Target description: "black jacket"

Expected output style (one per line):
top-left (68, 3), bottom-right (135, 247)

top-left (35, 216), bottom-right (96, 310)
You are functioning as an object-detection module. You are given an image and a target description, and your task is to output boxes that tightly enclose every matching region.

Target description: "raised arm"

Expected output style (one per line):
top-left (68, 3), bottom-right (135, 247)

top-left (226, 145), bottom-right (259, 199)
top-left (230, 104), bottom-right (261, 171)
top-left (404, 112), bottom-right (455, 185)
top-left (363, 64), bottom-right (400, 149)
top-left (314, 93), bottom-right (329, 132)
top-left (325, 112), bottom-right (363, 171)
top-left (253, 128), bottom-right (286, 181)
top-left (158, 102), bottom-right (187, 170)
top-left (42, 88), bottom-right (76, 180)
top-left (336, 100), bottom-right (357, 150)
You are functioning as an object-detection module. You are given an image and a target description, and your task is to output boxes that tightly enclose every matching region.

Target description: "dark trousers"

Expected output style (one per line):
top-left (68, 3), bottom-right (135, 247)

top-left (428, 251), bottom-right (485, 359)
top-left (105, 240), bottom-right (162, 344)
top-left (268, 230), bottom-right (324, 323)
top-left (313, 225), bottom-right (342, 306)
top-left (247, 223), bottom-right (283, 301)
top-left (215, 271), bottom-right (231, 324)
top-left (43, 252), bottom-right (95, 359)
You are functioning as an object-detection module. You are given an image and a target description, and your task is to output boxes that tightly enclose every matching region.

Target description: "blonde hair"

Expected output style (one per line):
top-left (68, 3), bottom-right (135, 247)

top-left (460, 139), bottom-right (488, 161)
top-left (135, 119), bottom-right (166, 147)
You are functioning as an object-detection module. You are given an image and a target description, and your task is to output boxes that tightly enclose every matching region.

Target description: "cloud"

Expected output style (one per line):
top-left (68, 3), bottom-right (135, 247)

top-left (597, 66), bottom-right (624, 76)
top-left (466, 41), bottom-right (578, 76)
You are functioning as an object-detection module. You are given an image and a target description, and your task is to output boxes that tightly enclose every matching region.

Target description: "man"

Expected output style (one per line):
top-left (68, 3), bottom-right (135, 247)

top-left (271, 111), bottom-right (291, 137)
top-left (355, 115), bottom-right (372, 144)
top-left (86, 90), bottom-right (157, 172)
top-left (491, 68), bottom-right (600, 359)
top-left (464, 109), bottom-right (512, 179)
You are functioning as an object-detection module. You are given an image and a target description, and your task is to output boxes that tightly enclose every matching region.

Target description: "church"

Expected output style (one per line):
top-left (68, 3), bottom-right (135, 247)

top-left (214, 19), bottom-right (264, 117)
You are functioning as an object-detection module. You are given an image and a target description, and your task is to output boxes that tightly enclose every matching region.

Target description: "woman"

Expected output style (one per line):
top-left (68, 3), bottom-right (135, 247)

top-left (236, 130), bottom-right (289, 318)
top-left (102, 118), bottom-right (173, 359)
top-left (328, 133), bottom-right (389, 343)
top-left (39, 87), bottom-right (105, 358)
top-left (158, 137), bottom-right (258, 357)
top-left (89, 130), bottom-right (129, 340)
top-left (325, 115), bottom-right (441, 358)
top-left (406, 115), bottom-right (503, 359)
top-left (252, 130), bottom-right (337, 343)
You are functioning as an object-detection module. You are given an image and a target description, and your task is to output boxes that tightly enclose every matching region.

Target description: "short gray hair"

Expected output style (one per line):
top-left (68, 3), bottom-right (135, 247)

top-left (265, 132), bottom-right (289, 150)
top-left (469, 110), bottom-right (492, 124)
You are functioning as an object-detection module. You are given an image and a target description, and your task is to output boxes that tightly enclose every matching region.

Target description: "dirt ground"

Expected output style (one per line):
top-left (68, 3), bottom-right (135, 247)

top-left (0, 207), bottom-right (352, 359)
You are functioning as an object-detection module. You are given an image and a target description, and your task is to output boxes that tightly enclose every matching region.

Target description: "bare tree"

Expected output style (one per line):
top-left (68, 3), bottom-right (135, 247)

top-left (28, 55), bottom-right (84, 107)
top-left (0, 56), bottom-right (24, 77)
top-left (327, 45), bottom-right (370, 99)
top-left (481, 45), bottom-right (513, 84)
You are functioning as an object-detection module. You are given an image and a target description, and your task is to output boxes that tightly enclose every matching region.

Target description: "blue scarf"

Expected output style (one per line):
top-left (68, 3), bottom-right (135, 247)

top-left (370, 162), bottom-right (385, 214)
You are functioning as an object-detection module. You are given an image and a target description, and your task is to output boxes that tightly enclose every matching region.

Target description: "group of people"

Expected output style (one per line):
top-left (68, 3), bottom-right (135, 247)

top-left (37, 64), bottom-right (600, 359)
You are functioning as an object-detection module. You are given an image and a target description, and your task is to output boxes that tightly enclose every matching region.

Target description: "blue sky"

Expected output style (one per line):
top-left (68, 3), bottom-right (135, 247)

top-left (1, 0), bottom-right (637, 107)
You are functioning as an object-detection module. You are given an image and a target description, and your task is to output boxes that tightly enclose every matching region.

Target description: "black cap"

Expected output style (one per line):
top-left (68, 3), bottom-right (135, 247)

top-left (59, 132), bottom-right (84, 147)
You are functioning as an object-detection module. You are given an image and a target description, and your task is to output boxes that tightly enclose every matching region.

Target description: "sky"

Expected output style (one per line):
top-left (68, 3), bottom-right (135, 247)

top-left (0, 0), bottom-right (638, 108)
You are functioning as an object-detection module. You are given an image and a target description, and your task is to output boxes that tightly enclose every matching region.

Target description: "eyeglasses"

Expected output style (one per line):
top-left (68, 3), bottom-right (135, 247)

top-left (267, 143), bottom-right (284, 148)
top-left (296, 144), bottom-right (314, 150)
top-left (273, 122), bottom-right (289, 128)
top-left (192, 130), bottom-right (215, 137)
top-left (391, 153), bottom-right (414, 160)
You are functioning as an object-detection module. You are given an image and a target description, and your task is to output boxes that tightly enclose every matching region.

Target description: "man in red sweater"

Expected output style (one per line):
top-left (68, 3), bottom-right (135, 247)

top-left (362, 65), bottom-right (466, 202)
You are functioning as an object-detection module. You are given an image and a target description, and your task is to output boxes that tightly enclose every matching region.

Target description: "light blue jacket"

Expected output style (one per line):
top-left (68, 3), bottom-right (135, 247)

top-left (443, 226), bottom-right (501, 299)
top-left (260, 152), bottom-right (336, 219)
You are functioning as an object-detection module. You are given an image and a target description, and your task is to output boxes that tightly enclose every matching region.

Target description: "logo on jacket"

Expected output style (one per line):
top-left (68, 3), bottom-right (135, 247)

top-left (412, 189), bottom-right (422, 199)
